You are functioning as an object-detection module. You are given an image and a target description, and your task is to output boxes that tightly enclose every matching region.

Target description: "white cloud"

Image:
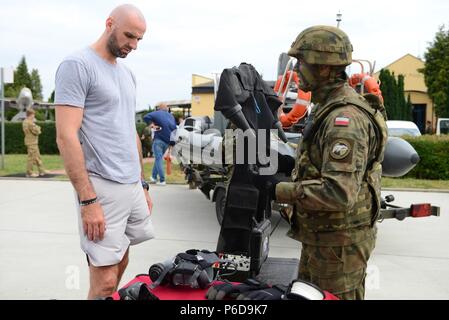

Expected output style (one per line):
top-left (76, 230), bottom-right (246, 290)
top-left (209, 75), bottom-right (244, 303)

top-left (1, 0), bottom-right (448, 110)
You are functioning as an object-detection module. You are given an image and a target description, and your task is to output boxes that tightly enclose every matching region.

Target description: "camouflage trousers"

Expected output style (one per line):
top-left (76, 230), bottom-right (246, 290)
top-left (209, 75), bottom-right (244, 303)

top-left (298, 233), bottom-right (376, 300)
top-left (26, 145), bottom-right (45, 175)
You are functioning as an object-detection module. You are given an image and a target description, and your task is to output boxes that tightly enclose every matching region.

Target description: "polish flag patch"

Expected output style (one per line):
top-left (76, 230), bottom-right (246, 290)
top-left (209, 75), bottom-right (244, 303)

top-left (335, 117), bottom-right (350, 127)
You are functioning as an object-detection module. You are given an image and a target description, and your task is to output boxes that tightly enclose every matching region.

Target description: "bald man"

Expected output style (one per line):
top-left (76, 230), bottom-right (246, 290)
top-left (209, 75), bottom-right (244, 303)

top-left (54, 4), bottom-right (154, 299)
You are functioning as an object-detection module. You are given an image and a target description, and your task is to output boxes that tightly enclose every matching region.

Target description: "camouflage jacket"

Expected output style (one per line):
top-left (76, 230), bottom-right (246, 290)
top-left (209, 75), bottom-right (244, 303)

top-left (22, 119), bottom-right (41, 146)
top-left (276, 83), bottom-right (386, 246)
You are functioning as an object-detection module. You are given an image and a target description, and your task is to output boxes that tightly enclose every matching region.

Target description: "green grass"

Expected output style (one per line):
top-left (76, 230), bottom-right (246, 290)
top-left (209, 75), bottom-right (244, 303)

top-left (2, 154), bottom-right (449, 189)
top-left (0, 154), bottom-right (187, 184)
top-left (143, 161), bottom-right (186, 184)
top-left (0, 154), bottom-right (65, 176)
top-left (381, 177), bottom-right (449, 190)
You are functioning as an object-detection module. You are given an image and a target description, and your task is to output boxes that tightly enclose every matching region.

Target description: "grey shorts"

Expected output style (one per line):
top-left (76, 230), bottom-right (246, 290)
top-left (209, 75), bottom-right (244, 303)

top-left (75, 175), bottom-right (155, 267)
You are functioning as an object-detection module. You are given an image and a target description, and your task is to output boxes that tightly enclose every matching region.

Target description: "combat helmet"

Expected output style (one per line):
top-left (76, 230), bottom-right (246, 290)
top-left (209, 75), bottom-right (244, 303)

top-left (288, 25), bottom-right (353, 66)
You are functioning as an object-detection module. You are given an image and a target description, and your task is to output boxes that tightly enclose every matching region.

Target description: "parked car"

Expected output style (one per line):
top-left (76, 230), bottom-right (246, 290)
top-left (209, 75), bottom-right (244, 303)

top-left (386, 120), bottom-right (421, 137)
top-left (436, 118), bottom-right (449, 135)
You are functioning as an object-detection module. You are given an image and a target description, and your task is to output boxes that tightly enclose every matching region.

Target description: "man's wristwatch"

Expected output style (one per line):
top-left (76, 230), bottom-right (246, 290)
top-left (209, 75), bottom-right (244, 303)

top-left (141, 180), bottom-right (149, 191)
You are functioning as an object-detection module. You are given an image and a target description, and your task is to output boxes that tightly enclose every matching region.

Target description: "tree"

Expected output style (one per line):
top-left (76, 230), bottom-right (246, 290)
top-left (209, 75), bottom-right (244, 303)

top-left (421, 25), bottom-right (449, 118)
top-left (30, 69), bottom-right (43, 101)
top-left (48, 90), bottom-right (55, 103)
top-left (4, 56), bottom-right (32, 98)
top-left (379, 69), bottom-right (411, 120)
top-left (406, 94), bottom-right (413, 121)
top-left (397, 75), bottom-right (412, 121)
top-left (15, 56), bottom-right (32, 88)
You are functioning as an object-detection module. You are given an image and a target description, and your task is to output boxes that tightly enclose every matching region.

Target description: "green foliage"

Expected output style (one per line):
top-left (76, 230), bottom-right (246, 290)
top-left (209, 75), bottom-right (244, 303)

top-left (0, 121), bottom-right (58, 154)
top-left (379, 69), bottom-right (412, 120)
top-left (34, 109), bottom-right (47, 121)
top-left (136, 122), bottom-right (146, 135)
top-left (403, 135), bottom-right (449, 180)
top-left (172, 111), bottom-right (184, 124)
top-left (4, 56), bottom-right (32, 97)
top-left (406, 94), bottom-right (413, 121)
top-left (3, 56), bottom-right (43, 101)
top-left (4, 85), bottom-right (20, 98)
top-left (14, 56), bottom-right (32, 90)
top-left (5, 109), bottom-right (19, 121)
top-left (421, 25), bottom-right (449, 118)
top-left (48, 90), bottom-right (55, 103)
top-left (30, 69), bottom-right (43, 101)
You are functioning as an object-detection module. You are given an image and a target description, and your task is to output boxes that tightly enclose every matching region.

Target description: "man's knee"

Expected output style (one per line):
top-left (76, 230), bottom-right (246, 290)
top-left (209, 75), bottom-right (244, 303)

top-left (89, 267), bottom-right (120, 297)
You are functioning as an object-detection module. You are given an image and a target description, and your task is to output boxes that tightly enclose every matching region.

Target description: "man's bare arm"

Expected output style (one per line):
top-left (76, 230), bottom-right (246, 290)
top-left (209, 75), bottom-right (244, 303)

top-left (136, 132), bottom-right (145, 180)
top-left (55, 106), bottom-right (96, 200)
top-left (136, 132), bottom-right (153, 214)
top-left (56, 105), bottom-right (105, 241)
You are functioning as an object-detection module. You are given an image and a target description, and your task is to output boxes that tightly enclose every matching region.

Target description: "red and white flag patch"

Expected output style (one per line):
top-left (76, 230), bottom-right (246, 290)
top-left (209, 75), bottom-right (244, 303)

top-left (334, 116), bottom-right (350, 127)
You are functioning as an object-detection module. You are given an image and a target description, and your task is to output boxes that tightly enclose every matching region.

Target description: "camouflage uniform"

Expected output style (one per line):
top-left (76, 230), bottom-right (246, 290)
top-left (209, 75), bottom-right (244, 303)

top-left (22, 118), bottom-right (46, 176)
top-left (276, 26), bottom-right (388, 300)
top-left (141, 125), bottom-right (153, 158)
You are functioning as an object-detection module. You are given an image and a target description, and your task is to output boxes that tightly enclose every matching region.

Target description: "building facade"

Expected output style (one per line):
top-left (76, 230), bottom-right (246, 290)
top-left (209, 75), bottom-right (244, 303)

top-left (374, 54), bottom-right (435, 133)
top-left (191, 74), bottom-right (215, 117)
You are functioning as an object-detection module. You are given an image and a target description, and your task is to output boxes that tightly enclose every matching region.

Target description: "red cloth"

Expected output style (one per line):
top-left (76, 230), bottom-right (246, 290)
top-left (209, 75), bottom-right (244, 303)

top-left (112, 275), bottom-right (339, 300)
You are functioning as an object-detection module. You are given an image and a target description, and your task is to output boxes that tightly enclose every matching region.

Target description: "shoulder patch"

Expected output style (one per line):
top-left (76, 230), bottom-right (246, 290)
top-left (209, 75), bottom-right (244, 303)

top-left (334, 116), bottom-right (350, 127)
top-left (330, 139), bottom-right (351, 160)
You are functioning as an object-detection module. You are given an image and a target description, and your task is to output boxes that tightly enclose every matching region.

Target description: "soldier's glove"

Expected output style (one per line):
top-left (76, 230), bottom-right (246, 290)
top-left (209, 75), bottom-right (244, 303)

top-left (237, 284), bottom-right (287, 300)
top-left (278, 154), bottom-right (295, 176)
top-left (253, 174), bottom-right (282, 200)
top-left (206, 279), bottom-right (270, 300)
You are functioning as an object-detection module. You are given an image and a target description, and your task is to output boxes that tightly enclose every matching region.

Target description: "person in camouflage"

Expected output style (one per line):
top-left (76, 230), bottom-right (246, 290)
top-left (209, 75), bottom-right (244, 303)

top-left (273, 25), bottom-right (388, 300)
top-left (22, 108), bottom-right (47, 177)
top-left (140, 123), bottom-right (153, 158)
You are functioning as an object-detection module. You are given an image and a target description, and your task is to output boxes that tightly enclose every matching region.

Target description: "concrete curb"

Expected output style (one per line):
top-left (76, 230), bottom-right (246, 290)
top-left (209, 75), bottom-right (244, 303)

top-left (382, 187), bottom-right (449, 193)
top-left (1, 177), bottom-right (449, 192)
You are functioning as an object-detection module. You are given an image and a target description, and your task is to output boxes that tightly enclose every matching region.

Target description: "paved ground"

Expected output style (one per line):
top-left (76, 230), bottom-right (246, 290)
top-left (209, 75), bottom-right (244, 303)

top-left (0, 179), bottom-right (448, 300)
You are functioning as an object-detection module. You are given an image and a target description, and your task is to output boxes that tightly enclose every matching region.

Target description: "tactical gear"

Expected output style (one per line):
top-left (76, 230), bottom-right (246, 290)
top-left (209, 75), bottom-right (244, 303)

top-left (288, 25), bottom-right (353, 66)
top-left (236, 284), bottom-right (287, 300)
top-left (149, 249), bottom-right (219, 289)
top-left (214, 63), bottom-right (285, 281)
top-left (118, 281), bottom-right (159, 300)
top-left (205, 278), bottom-right (270, 300)
top-left (276, 84), bottom-right (387, 246)
top-left (253, 174), bottom-right (282, 200)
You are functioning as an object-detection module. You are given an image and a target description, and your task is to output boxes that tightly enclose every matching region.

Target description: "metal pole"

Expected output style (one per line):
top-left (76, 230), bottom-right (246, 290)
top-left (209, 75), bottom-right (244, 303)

top-left (336, 11), bottom-right (342, 28)
top-left (1, 68), bottom-right (5, 170)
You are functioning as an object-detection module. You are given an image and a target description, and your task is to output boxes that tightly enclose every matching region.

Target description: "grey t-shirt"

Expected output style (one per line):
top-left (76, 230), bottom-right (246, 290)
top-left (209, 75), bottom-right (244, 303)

top-left (55, 47), bottom-right (140, 184)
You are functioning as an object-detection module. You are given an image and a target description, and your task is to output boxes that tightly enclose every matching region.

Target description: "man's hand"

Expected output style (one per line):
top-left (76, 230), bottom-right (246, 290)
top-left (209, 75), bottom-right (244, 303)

top-left (253, 174), bottom-right (282, 200)
top-left (144, 189), bottom-right (153, 215)
top-left (81, 202), bottom-right (105, 242)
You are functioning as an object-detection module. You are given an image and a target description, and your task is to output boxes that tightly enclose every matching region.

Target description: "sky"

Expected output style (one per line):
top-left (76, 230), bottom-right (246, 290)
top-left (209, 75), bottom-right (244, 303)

top-left (1, 0), bottom-right (448, 111)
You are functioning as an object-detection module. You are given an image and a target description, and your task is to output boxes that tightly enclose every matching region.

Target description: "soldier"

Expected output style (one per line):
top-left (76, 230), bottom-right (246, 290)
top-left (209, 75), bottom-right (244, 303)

top-left (271, 26), bottom-right (388, 299)
top-left (22, 108), bottom-right (47, 177)
top-left (140, 123), bottom-right (153, 158)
